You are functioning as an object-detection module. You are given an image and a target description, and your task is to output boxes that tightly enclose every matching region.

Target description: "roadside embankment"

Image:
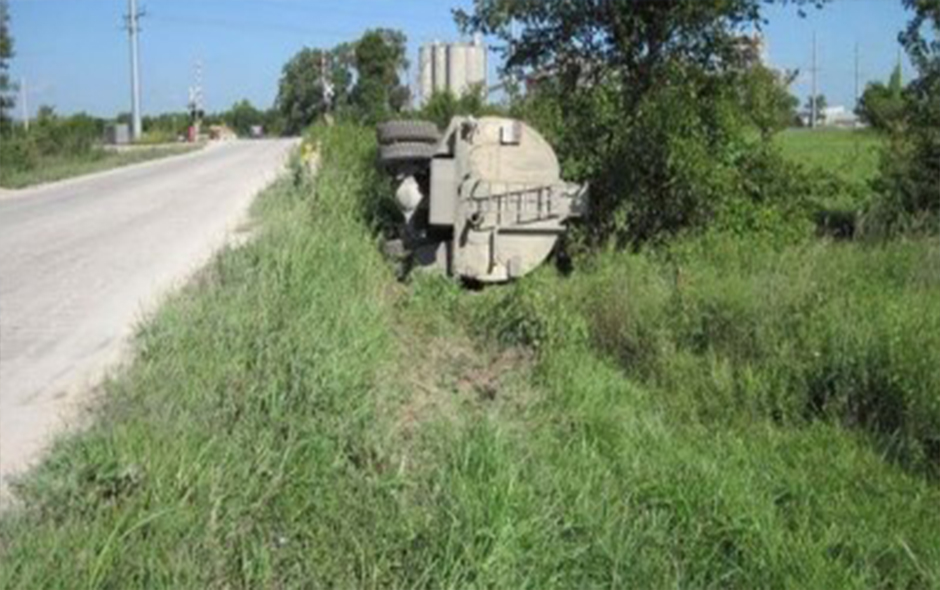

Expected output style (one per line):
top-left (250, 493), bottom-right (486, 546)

top-left (1, 123), bottom-right (937, 588)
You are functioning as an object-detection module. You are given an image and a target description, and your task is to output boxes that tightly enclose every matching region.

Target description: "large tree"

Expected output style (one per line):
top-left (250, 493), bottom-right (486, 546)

top-left (275, 29), bottom-right (408, 133)
top-left (224, 99), bottom-right (265, 137)
top-left (0, 0), bottom-right (15, 131)
top-left (275, 48), bottom-right (330, 135)
top-left (740, 64), bottom-right (800, 138)
top-left (275, 47), bottom-right (354, 135)
top-left (351, 28), bottom-right (410, 123)
top-left (455, 0), bottom-right (826, 245)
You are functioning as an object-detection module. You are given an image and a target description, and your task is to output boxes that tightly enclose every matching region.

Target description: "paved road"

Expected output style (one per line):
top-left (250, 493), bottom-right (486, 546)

top-left (0, 139), bottom-right (296, 490)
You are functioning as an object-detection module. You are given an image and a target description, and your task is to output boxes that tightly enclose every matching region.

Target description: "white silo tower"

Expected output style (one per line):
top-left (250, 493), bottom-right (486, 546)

top-left (467, 34), bottom-right (487, 92)
top-left (433, 42), bottom-right (448, 93)
top-left (447, 43), bottom-right (469, 97)
top-left (418, 45), bottom-right (433, 106)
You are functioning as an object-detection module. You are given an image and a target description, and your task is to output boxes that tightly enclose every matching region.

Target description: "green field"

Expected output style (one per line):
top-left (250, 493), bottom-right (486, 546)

top-left (775, 128), bottom-right (883, 186)
top-left (1, 125), bottom-right (938, 588)
top-left (0, 144), bottom-right (202, 189)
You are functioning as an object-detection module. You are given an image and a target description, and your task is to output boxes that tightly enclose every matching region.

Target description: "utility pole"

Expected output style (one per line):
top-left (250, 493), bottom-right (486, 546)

top-left (20, 77), bottom-right (28, 131)
top-left (811, 31), bottom-right (818, 129)
top-left (125, 0), bottom-right (144, 141)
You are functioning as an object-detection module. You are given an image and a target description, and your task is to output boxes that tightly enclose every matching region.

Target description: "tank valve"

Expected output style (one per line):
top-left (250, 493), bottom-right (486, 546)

top-left (468, 211), bottom-right (484, 229)
top-left (395, 176), bottom-right (424, 222)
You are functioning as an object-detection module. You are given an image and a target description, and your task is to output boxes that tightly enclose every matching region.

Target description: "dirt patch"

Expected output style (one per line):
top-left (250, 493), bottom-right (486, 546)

top-left (387, 314), bottom-right (537, 455)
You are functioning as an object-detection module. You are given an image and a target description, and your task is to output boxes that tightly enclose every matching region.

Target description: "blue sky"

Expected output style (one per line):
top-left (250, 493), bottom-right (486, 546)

top-left (6, 0), bottom-right (915, 118)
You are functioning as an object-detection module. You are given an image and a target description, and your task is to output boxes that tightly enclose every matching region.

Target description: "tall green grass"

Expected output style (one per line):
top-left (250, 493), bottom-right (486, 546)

top-left (472, 236), bottom-right (940, 474)
top-left (2, 123), bottom-right (937, 588)
top-left (0, 125), bottom-right (408, 587)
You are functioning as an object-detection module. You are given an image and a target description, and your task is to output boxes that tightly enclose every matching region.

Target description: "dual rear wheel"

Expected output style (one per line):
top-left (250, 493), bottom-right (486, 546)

top-left (376, 120), bottom-right (439, 168)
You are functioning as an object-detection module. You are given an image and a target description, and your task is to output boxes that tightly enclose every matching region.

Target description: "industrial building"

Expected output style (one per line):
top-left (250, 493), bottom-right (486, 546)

top-left (417, 36), bottom-right (488, 106)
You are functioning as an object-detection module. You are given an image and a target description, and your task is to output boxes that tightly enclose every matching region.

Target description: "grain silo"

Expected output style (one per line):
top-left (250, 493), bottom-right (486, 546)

top-left (447, 43), bottom-right (469, 97)
top-left (417, 37), bottom-right (488, 106)
top-left (467, 35), bottom-right (487, 93)
top-left (432, 42), bottom-right (448, 94)
top-left (418, 45), bottom-right (433, 105)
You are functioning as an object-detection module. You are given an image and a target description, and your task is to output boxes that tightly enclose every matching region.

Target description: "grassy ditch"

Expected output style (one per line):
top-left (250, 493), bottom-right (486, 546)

top-left (0, 144), bottom-right (202, 189)
top-left (409, 235), bottom-right (940, 587)
top-left (1, 123), bottom-right (938, 588)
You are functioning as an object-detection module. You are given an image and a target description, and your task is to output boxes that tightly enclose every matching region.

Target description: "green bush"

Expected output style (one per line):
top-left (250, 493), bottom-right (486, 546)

top-left (0, 130), bottom-right (40, 171)
top-left (0, 110), bottom-right (106, 182)
top-left (416, 85), bottom-right (504, 130)
top-left (469, 269), bottom-right (589, 352)
top-left (512, 66), bottom-right (835, 250)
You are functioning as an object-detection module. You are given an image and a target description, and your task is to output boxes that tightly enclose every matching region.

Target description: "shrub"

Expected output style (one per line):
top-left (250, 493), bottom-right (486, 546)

top-left (468, 269), bottom-right (589, 352)
top-left (0, 110), bottom-right (106, 183)
top-left (416, 85), bottom-right (503, 130)
top-left (0, 130), bottom-right (40, 171)
top-left (867, 2), bottom-right (940, 236)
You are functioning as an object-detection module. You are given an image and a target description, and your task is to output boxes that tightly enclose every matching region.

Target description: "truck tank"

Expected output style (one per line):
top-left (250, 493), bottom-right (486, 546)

top-left (376, 116), bottom-right (587, 283)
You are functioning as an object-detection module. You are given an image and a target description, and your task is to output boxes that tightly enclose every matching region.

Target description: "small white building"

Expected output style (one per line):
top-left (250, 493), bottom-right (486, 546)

top-left (800, 104), bottom-right (860, 128)
top-left (822, 105), bottom-right (859, 127)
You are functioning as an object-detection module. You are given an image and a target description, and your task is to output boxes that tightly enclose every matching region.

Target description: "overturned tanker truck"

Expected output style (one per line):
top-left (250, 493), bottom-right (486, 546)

top-left (376, 117), bottom-right (588, 283)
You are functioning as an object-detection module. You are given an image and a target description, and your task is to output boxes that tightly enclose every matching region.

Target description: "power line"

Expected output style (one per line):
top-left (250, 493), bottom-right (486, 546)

top-left (147, 12), bottom-right (454, 46)
top-left (148, 14), bottom-right (357, 40)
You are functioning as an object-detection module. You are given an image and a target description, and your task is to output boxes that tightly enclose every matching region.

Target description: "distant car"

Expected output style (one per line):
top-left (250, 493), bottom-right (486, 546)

top-left (250, 125), bottom-right (264, 139)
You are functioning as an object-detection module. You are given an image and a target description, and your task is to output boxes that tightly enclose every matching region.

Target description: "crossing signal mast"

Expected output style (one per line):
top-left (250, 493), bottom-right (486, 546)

top-left (188, 60), bottom-right (204, 141)
top-left (320, 52), bottom-right (335, 114)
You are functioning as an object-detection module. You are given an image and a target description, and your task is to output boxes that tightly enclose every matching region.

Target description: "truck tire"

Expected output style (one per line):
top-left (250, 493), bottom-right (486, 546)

top-left (378, 142), bottom-right (436, 165)
top-left (377, 120), bottom-right (440, 145)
